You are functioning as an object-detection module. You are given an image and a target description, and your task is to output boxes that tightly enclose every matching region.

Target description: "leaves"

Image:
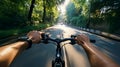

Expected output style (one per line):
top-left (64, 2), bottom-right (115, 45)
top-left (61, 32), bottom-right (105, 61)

top-left (66, 0), bottom-right (120, 35)
top-left (66, 0), bottom-right (88, 27)
top-left (0, 0), bottom-right (65, 29)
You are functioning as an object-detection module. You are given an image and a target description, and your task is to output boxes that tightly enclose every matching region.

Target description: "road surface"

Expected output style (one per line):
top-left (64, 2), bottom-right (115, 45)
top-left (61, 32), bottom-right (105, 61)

top-left (10, 25), bottom-right (120, 67)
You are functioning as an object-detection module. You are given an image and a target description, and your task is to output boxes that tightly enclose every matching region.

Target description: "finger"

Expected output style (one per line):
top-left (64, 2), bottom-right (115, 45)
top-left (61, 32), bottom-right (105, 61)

top-left (39, 31), bottom-right (44, 34)
top-left (27, 31), bottom-right (33, 36)
top-left (77, 35), bottom-right (82, 40)
top-left (32, 30), bottom-right (38, 32)
top-left (76, 39), bottom-right (83, 44)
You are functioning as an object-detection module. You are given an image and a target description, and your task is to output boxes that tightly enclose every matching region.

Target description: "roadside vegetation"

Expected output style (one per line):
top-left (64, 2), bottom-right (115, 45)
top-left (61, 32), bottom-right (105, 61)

top-left (0, 0), bottom-right (120, 39)
top-left (0, 0), bottom-right (64, 39)
top-left (0, 23), bottom-right (52, 39)
top-left (66, 0), bottom-right (120, 35)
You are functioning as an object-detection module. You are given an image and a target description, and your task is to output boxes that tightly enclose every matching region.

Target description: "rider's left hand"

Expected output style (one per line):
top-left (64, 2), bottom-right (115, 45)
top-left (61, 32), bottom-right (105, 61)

top-left (27, 31), bottom-right (43, 43)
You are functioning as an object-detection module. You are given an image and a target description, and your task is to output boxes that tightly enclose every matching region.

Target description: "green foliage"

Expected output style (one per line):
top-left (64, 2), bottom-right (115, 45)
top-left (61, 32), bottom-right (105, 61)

top-left (0, 0), bottom-right (29, 29)
top-left (0, 23), bottom-right (50, 39)
top-left (66, 2), bottom-right (76, 21)
top-left (0, 0), bottom-right (65, 39)
top-left (66, 0), bottom-right (120, 35)
top-left (32, 0), bottom-right (61, 23)
top-left (90, 0), bottom-right (120, 34)
top-left (0, 0), bottom-right (64, 29)
top-left (66, 0), bottom-right (88, 27)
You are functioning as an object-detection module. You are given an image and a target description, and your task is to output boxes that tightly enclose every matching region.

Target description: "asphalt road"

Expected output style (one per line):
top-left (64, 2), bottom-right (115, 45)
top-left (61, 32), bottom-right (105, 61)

top-left (10, 25), bottom-right (120, 67)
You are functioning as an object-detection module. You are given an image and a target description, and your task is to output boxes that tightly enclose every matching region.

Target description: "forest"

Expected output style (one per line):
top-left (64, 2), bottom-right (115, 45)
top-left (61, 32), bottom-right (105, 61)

top-left (0, 0), bottom-right (120, 39)
top-left (0, 0), bottom-right (64, 38)
top-left (66, 0), bottom-right (120, 35)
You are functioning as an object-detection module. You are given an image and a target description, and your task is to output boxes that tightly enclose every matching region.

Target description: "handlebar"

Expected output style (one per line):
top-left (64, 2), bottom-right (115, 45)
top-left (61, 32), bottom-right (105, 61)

top-left (41, 33), bottom-right (96, 45)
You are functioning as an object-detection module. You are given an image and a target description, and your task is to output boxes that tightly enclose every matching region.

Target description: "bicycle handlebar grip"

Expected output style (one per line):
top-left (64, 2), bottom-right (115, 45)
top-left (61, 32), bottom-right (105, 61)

top-left (90, 40), bottom-right (96, 43)
top-left (41, 33), bottom-right (49, 44)
top-left (41, 33), bottom-right (49, 39)
top-left (70, 39), bottom-right (76, 45)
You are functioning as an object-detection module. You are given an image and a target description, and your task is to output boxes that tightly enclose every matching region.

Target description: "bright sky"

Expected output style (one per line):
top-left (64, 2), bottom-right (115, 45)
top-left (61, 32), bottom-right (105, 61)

top-left (59, 0), bottom-right (70, 14)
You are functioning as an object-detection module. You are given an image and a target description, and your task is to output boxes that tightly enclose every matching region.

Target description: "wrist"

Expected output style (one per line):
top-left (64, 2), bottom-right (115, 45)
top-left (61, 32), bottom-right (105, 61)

top-left (12, 41), bottom-right (29, 50)
top-left (18, 41), bottom-right (29, 48)
top-left (81, 42), bottom-right (93, 48)
top-left (17, 36), bottom-right (32, 49)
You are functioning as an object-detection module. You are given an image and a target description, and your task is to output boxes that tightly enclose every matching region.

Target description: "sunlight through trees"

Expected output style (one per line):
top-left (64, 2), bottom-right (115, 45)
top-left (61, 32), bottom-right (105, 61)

top-left (66, 0), bottom-right (120, 35)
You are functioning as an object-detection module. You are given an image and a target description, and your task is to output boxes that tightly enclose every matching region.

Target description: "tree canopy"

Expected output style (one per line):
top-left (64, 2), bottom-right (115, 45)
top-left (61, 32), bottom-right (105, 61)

top-left (66, 0), bottom-right (120, 35)
top-left (0, 0), bottom-right (65, 29)
top-left (0, 0), bottom-right (120, 35)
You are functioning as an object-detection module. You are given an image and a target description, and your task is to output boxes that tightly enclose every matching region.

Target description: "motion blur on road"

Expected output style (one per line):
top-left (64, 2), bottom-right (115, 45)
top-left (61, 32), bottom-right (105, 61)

top-left (10, 24), bottom-right (120, 67)
top-left (0, 0), bottom-right (120, 66)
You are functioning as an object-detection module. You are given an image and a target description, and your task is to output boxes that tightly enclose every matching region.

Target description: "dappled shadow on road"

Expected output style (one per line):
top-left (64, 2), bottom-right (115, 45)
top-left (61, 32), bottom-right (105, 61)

top-left (10, 25), bottom-right (120, 67)
top-left (44, 27), bottom-right (65, 39)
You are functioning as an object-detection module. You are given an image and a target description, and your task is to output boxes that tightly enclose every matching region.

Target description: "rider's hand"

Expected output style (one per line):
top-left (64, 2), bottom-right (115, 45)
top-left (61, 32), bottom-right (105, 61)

top-left (27, 31), bottom-right (43, 43)
top-left (76, 34), bottom-right (91, 45)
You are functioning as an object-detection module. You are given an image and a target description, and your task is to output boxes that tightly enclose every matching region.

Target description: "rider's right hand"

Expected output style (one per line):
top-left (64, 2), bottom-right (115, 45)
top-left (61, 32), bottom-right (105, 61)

top-left (76, 34), bottom-right (91, 45)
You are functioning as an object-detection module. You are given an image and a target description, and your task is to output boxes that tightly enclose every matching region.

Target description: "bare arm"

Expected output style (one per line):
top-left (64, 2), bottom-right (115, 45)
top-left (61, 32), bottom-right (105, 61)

top-left (0, 41), bottom-right (28, 67)
top-left (0, 31), bottom-right (42, 67)
top-left (76, 34), bottom-right (119, 67)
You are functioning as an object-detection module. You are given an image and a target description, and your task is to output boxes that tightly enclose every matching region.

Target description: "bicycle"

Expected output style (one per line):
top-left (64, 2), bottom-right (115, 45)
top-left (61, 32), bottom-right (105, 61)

top-left (41, 33), bottom-right (95, 67)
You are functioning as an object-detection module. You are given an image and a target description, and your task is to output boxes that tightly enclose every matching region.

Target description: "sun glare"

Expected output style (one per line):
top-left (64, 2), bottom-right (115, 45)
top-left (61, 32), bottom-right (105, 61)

top-left (59, 0), bottom-right (70, 14)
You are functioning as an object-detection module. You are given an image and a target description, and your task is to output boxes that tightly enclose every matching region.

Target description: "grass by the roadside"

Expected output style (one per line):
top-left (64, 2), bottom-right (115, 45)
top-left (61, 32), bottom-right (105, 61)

top-left (0, 23), bottom-right (52, 39)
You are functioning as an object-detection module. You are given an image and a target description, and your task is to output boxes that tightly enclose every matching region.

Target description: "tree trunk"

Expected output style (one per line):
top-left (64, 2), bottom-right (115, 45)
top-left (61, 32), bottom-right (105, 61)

top-left (28, 0), bottom-right (35, 24)
top-left (42, 0), bottom-right (46, 23)
top-left (86, 1), bottom-right (91, 28)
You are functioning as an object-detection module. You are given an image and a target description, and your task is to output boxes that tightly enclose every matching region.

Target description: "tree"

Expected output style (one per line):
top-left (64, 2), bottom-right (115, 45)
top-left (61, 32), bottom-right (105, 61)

top-left (0, 0), bottom-right (30, 29)
top-left (28, 0), bottom-right (36, 23)
top-left (66, 0), bottom-right (120, 35)
top-left (66, 0), bottom-right (88, 27)
top-left (0, 0), bottom-right (65, 29)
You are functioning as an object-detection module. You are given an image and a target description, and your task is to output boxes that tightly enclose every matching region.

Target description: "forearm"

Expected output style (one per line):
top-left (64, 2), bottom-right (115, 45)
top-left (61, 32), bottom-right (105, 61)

top-left (0, 41), bottom-right (28, 67)
top-left (82, 42), bottom-right (119, 67)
